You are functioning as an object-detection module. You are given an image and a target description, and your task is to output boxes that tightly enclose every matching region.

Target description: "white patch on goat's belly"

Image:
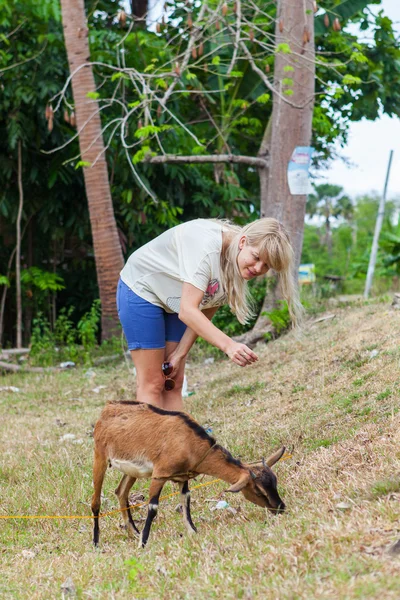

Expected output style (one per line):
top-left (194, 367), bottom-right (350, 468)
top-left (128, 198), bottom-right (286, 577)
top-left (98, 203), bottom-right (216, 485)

top-left (109, 457), bottom-right (153, 478)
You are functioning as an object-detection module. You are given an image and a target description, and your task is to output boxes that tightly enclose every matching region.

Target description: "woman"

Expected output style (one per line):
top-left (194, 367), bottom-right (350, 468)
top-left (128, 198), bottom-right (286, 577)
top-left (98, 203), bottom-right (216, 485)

top-left (117, 217), bottom-right (301, 410)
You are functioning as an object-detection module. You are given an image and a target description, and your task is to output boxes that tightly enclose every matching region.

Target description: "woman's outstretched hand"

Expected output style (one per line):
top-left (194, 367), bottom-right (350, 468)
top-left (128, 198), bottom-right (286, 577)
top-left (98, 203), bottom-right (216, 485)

top-left (226, 341), bottom-right (259, 367)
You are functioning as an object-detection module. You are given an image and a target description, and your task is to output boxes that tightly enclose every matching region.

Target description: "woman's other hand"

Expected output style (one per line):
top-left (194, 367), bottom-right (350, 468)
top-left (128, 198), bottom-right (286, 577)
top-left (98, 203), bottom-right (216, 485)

top-left (226, 341), bottom-right (258, 367)
top-left (164, 350), bottom-right (184, 378)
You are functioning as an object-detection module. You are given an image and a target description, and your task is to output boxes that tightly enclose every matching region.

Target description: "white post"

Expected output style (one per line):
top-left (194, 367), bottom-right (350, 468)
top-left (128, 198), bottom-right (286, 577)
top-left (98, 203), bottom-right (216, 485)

top-left (364, 150), bottom-right (394, 299)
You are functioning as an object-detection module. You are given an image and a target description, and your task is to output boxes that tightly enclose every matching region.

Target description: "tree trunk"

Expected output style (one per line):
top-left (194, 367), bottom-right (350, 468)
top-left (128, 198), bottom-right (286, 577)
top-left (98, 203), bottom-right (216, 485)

top-left (244, 0), bottom-right (315, 346)
top-left (16, 140), bottom-right (23, 348)
top-left (265, 0), bottom-right (315, 269)
top-left (130, 0), bottom-right (147, 22)
top-left (24, 218), bottom-right (34, 345)
top-left (325, 215), bottom-right (332, 258)
top-left (258, 117), bottom-right (272, 218)
top-left (61, 0), bottom-right (124, 340)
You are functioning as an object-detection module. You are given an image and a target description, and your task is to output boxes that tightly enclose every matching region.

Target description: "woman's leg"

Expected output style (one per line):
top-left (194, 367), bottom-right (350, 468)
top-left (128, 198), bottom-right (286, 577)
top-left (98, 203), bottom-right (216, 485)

top-left (130, 348), bottom-right (165, 407)
top-left (117, 279), bottom-right (166, 408)
top-left (160, 341), bottom-right (187, 411)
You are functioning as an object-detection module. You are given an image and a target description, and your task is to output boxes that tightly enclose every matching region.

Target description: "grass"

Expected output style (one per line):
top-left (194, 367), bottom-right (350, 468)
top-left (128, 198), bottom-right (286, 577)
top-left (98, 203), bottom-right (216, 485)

top-left (1, 299), bottom-right (400, 598)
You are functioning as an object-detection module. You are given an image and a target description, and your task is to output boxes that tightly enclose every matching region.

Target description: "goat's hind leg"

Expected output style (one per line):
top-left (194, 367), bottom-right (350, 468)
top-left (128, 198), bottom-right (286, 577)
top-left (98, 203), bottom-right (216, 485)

top-left (91, 450), bottom-right (108, 547)
top-left (115, 475), bottom-right (140, 539)
top-left (179, 480), bottom-right (197, 535)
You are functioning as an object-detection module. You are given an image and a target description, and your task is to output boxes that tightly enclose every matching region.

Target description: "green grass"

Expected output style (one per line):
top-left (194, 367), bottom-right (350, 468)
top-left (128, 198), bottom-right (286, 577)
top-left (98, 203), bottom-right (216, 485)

top-left (1, 299), bottom-right (400, 598)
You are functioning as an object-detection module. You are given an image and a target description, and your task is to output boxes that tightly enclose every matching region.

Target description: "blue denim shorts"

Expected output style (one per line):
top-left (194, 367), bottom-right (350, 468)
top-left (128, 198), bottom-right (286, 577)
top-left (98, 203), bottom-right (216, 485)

top-left (116, 278), bottom-right (187, 350)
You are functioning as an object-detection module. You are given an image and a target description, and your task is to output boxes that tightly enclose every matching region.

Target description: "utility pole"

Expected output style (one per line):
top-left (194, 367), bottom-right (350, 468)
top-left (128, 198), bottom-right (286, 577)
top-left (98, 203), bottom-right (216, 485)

top-left (364, 150), bottom-right (394, 299)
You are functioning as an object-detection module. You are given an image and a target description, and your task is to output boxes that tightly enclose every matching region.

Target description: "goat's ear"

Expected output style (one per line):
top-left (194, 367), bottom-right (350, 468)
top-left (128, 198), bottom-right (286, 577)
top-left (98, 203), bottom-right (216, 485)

top-left (264, 446), bottom-right (286, 468)
top-left (248, 460), bottom-right (263, 468)
top-left (225, 472), bottom-right (251, 493)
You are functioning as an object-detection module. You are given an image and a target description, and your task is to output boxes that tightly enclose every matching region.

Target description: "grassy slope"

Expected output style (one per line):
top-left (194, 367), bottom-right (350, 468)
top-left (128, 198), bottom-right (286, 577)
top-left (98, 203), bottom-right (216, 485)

top-left (1, 299), bottom-right (400, 599)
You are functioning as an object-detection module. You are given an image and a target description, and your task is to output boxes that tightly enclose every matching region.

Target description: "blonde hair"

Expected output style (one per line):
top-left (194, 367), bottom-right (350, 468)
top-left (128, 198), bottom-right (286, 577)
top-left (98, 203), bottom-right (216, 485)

top-left (218, 218), bottom-right (303, 326)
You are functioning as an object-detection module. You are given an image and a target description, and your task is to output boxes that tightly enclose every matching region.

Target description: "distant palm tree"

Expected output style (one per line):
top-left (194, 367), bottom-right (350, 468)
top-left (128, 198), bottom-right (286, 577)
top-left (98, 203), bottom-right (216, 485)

top-left (307, 184), bottom-right (353, 258)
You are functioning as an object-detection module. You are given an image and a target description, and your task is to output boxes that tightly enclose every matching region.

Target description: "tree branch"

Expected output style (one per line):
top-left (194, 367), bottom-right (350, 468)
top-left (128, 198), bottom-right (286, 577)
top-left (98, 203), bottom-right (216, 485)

top-left (144, 153), bottom-right (268, 168)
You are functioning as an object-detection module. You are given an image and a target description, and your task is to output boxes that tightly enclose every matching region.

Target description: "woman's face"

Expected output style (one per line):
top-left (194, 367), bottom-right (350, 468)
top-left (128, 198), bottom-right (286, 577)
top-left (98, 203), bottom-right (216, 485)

top-left (237, 236), bottom-right (270, 280)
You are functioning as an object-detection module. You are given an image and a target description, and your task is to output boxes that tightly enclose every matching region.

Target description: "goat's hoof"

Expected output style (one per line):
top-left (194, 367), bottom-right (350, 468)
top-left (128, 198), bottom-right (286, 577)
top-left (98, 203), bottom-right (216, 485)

top-left (127, 526), bottom-right (140, 540)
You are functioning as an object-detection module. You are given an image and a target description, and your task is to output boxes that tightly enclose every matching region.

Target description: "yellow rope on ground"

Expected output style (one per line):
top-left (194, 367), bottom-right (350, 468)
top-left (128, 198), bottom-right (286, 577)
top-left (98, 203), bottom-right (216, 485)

top-left (0, 478), bottom-right (223, 520)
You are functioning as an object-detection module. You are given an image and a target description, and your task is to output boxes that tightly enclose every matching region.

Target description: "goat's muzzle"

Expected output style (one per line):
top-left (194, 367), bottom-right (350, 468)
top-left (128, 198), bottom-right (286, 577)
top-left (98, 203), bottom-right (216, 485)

top-left (269, 500), bottom-right (285, 515)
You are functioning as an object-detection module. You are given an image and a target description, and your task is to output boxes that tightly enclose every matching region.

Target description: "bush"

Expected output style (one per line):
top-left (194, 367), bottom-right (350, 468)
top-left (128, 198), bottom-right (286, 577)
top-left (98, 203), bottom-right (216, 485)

top-left (29, 300), bottom-right (121, 367)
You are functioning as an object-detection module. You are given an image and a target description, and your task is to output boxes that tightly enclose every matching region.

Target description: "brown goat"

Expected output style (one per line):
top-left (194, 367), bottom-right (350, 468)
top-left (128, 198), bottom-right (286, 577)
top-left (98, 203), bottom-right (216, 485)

top-left (92, 400), bottom-right (286, 547)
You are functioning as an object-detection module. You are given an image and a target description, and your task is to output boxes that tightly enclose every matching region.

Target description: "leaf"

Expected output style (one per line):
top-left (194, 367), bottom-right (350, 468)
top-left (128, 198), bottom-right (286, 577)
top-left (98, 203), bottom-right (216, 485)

top-left (350, 51), bottom-right (368, 64)
top-left (155, 78), bottom-right (168, 89)
top-left (86, 91), bottom-right (100, 100)
top-left (275, 43), bottom-right (291, 54)
top-left (255, 93), bottom-right (270, 104)
top-left (111, 72), bottom-right (128, 82)
top-left (0, 275), bottom-right (10, 287)
top-left (211, 56), bottom-right (221, 65)
top-left (134, 124), bottom-right (172, 140)
top-left (342, 74), bottom-right (362, 86)
top-left (132, 146), bottom-right (155, 164)
top-left (75, 161), bottom-right (91, 169)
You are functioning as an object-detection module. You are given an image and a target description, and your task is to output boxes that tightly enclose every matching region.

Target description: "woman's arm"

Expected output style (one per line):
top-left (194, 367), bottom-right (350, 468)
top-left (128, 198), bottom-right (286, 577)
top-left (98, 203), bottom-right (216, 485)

top-left (173, 306), bottom-right (219, 359)
top-left (179, 283), bottom-right (258, 367)
top-left (166, 307), bottom-right (218, 376)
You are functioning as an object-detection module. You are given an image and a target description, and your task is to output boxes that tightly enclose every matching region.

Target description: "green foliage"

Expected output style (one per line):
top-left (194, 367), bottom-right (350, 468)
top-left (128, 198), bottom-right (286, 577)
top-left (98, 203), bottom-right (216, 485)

top-left (30, 300), bottom-right (116, 366)
top-left (380, 222), bottom-right (400, 275)
top-left (77, 299), bottom-right (101, 350)
top-left (54, 306), bottom-right (76, 347)
top-left (301, 193), bottom-right (399, 295)
top-left (276, 43), bottom-right (291, 54)
top-left (20, 267), bottom-right (65, 292)
top-left (0, 275), bottom-right (10, 287)
top-left (263, 301), bottom-right (291, 336)
top-left (125, 557), bottom-right (144, 586)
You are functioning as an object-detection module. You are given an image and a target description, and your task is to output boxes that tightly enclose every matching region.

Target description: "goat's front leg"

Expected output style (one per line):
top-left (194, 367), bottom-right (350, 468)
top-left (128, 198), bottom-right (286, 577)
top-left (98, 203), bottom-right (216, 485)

top-left (139, 478), bottom-right (166, 548)
top-left (179, 480), bottom-right (197, 535)
top-left (115, 475), bottom-right (140, 539)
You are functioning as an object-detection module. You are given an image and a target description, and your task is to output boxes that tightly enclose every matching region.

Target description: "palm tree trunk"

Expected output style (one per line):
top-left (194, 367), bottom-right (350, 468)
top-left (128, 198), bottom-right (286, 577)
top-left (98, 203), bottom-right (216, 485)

top-left (60, 0), bottom-right (124, 340)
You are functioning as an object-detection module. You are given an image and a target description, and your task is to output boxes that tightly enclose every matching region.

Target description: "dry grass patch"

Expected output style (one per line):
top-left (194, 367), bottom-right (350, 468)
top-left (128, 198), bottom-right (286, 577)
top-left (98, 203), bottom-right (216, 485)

top-left (1, 299), bottom-right (400, 599)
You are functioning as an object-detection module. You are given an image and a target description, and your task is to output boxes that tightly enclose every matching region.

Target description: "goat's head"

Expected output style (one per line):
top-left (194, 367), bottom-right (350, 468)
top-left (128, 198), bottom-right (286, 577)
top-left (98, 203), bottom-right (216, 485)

top-left (225, 446), bottom-right (286, 514)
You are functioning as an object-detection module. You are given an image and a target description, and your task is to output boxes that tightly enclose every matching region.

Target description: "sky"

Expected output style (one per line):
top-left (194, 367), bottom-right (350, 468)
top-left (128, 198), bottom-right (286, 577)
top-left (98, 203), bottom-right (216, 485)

top-left (314, 0), bottom-right (400, 200)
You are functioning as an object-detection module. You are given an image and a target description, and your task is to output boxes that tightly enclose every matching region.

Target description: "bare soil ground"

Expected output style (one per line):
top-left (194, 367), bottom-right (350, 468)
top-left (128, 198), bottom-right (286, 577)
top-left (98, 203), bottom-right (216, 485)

top-left (1, 298), bottom-right (400, 599)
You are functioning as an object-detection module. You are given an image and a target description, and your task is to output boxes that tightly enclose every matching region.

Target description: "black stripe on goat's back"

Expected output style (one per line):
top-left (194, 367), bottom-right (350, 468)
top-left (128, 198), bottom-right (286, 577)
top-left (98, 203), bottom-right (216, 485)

top-left (215, 444), bottom-right (243, 467)
top-left (112, 400), bottom-right (215, 445)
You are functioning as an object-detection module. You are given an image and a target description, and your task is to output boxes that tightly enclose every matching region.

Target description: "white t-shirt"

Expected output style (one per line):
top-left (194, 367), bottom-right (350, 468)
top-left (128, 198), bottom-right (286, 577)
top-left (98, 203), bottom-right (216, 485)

top-left (120, 219), bottom-right (227, 313)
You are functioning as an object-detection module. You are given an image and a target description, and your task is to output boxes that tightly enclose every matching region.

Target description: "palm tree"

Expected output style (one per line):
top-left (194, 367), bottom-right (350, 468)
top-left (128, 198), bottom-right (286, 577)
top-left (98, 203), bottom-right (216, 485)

top-left (60, 0), bottom-right (124, 339)
top-left (307, 184), bottom-right (353, 258)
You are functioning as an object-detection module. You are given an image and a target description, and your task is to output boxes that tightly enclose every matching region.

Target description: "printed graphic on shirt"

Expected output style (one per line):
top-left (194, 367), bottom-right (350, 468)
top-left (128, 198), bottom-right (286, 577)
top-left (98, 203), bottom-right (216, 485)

top-left (201, 279), bottom-right (220, 306)
top-left (166, 296), bottom-right (181, 313)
